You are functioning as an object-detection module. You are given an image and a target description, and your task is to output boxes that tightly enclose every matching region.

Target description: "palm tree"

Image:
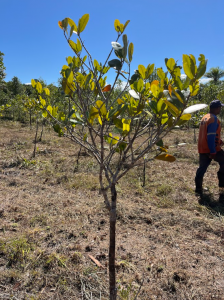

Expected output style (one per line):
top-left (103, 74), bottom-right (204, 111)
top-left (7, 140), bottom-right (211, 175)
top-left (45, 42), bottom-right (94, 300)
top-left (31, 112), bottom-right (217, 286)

top-left (204, 67), bottom-right (224, 84)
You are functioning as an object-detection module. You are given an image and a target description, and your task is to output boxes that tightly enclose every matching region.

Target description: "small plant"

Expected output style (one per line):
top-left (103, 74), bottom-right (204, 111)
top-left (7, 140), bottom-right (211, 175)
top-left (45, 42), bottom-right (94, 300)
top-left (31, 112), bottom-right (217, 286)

top-left (0, 237), bottom-right (34, 268)
top-left (31, 13), bottom-right (207, 300)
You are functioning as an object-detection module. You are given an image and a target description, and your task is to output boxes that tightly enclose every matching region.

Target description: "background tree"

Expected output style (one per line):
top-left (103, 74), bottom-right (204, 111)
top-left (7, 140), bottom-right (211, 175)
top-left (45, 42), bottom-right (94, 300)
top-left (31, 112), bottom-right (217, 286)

top-left (7, 76), bottom-right (25, 96)
top-left (204, 67), bottom-right (224, 85)
top-left (31, 15), bottom-right (207, 300)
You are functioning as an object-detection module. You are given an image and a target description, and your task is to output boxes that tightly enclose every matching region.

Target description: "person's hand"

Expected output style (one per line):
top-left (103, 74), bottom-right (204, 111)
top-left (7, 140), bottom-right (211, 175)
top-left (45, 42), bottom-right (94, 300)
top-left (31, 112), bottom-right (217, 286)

top-left (209, 153), bottom-right (216, 159)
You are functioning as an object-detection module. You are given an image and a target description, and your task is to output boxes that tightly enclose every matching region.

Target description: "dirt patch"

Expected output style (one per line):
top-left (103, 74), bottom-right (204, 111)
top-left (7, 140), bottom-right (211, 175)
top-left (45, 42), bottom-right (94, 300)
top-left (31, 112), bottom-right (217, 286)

top-left (0, 121), bottom-right (224, 299)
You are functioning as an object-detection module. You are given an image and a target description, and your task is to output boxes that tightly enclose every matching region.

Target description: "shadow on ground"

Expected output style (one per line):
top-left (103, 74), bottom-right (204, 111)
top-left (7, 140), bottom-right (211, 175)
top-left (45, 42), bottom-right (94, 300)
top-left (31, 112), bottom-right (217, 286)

top-left (197, 192), bottom-right (224, 215)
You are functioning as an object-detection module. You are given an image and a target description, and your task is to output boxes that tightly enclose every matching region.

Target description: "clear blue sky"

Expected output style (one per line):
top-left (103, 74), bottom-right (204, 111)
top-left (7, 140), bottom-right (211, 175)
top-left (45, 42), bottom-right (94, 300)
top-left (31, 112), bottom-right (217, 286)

top-left (1, 0), bottom-right (224, 86)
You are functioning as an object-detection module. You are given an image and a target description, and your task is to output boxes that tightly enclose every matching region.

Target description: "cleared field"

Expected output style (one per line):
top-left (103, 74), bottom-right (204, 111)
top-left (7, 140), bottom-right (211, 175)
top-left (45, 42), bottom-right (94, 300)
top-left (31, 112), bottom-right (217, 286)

top-left (0, 120), bottom-right (223, 300)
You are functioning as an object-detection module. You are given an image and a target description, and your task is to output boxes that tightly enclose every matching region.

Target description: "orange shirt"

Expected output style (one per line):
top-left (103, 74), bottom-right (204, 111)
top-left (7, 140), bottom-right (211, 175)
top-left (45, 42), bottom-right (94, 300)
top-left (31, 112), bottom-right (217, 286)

top-left (198, 113), bottom-right (221, 153)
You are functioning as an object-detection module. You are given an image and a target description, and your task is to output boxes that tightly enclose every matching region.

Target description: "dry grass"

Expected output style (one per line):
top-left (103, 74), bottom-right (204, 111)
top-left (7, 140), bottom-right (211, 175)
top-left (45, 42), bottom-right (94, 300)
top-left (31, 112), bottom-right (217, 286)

top-left (0, 120), bottom-right (224, 300)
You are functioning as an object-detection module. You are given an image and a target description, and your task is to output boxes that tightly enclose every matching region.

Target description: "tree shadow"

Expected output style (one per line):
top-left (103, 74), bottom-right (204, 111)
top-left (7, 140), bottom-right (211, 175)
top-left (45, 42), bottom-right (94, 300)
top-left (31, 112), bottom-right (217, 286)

top-left (197, 192), bottom-right (224, 215)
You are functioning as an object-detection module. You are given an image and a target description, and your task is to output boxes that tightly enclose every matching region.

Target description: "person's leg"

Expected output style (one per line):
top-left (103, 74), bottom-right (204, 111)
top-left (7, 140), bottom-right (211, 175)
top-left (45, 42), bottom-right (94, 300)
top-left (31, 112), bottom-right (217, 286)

top-left (195, 153), bottom-right (211, 193)
top-left (214, 150), bottom-right (224, 187)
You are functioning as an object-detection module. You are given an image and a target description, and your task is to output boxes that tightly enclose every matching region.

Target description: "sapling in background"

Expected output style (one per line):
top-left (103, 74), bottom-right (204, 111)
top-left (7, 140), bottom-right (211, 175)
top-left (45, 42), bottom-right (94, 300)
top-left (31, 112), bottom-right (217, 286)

top-left (31, 14), bottom-right (207, 300)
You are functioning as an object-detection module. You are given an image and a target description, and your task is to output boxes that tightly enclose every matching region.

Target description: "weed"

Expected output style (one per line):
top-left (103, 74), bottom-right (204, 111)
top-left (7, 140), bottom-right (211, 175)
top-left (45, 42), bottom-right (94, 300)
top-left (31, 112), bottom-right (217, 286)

top-left (44, 252), bottom-right (67, 269)
top-left (30, 214), bottom-right (48, 227)
top-left (21, 158), bottom-right (36, 168)
top-left (156, 184), bottom-right (172, 196)
top-left (0, 237), bottom-right (34, 267)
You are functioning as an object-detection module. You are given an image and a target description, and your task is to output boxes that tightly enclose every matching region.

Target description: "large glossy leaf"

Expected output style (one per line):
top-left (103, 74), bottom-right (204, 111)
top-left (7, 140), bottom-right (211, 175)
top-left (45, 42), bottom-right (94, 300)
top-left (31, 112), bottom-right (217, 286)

top-left (155, 154), bottom-right (176, 162)
top-left (183, 104), bottom-right (208, 114)
top-left (78, 14), bottom-right (89, 33)
top-left (108, 59), bottom-right (122, 70)
top-left (67, 18), bottom-right (78, 33)
top-left (129, 89), bottom-right (140, 99)
top-left (183, 54), bottom-right (195, 79)
top-left (166, 58), bottom-right (175, 72)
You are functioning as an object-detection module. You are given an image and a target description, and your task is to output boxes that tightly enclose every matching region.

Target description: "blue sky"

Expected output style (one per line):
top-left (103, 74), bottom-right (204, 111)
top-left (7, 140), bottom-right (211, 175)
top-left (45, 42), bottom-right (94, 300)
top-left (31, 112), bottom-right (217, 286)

top-left (1, 0), bottom-right (224, 86)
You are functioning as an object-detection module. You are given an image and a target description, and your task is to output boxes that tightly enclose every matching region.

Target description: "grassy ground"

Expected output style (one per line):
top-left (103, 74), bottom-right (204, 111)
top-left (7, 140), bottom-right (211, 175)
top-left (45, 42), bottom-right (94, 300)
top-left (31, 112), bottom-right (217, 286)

top-left (0, 120), bottom-right (224, 300)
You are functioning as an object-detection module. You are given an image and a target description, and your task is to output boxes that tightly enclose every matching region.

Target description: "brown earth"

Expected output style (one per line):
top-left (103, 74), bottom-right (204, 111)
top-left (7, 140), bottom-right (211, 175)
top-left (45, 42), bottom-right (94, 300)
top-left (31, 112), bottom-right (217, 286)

top-left (0, 120), bottom-right (224, 300)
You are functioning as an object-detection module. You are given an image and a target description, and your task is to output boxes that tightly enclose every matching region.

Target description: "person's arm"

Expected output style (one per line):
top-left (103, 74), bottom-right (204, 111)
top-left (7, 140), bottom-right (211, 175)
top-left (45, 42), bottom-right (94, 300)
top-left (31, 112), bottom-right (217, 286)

top-left (207, 118), bottom-right (217, 156)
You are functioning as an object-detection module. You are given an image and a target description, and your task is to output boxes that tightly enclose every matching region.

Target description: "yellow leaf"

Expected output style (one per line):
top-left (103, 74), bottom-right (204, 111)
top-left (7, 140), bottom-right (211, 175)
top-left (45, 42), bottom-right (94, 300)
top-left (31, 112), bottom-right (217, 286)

top-left (98, 116), bottom-right (102, 125)
top-left (155, 154), bottom-right (176, 162)
top-left (122, 119), bottom-right (131, 133)
top-left (180, 113), bottom-right (191, 121)
top-left (163, 99), bottom-right (179, 115)
top-left (114, 19), bottom-right (121, 32)
top-left (36, 82), bottom-right (42, 93)
top-left (128, 43), bottom-right (134, 62)
top-left (31, 79), bottom-right (36, 88)
top-left (112, 136), bottom-right (119, 145)
top-left (96, 100), bottom-right (107, 117)
top-left (43, 88), bottom-right (50, 96)
top-left (138, 65), bottom-right (146, 79)
top-left (67, 17), bottom-right (78, 33)
top-left (78, 14), bottom-right (89, 33)
top-left (117, 98), bottom-right (124, 104)
top-left (47, 105), bottom-right (52, 115)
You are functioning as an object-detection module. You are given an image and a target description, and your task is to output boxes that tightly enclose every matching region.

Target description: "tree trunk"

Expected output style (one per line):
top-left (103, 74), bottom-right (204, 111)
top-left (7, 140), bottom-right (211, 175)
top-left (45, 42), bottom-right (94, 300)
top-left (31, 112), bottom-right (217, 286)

top-left (109, 183), bottom-right (117, 300)
top-left (32, 120), bottom-right (38, 158)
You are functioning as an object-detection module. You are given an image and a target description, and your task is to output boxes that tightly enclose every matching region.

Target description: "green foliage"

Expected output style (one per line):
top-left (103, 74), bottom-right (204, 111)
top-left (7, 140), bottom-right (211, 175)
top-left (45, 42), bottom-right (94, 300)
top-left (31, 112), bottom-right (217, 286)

top-left (204, 67), bottom-right (224, 85)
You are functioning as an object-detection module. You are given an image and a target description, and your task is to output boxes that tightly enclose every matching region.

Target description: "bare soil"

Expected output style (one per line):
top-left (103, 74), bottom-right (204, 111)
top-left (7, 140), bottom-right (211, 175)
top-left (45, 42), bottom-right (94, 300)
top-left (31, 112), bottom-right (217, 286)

top-left (0, 120), bottom-right (224, 300)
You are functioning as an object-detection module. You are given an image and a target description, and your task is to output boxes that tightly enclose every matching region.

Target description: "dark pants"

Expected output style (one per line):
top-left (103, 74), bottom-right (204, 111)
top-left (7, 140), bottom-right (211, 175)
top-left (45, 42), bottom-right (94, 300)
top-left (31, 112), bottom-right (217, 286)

top-left (195, 150), bottom-right (224, 190)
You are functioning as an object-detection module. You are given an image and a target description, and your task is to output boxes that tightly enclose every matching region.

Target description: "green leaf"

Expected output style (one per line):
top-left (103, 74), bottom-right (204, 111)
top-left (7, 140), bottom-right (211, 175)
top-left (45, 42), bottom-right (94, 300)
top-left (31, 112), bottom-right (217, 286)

top-left (53, 124), bottom-right (63, 137)
top-left (157, 99), bottom-right (166, 115)
top-left (78, 14), bottom-right (89, 33)
top-left (61, 18), bottom-right (68, 31)
top-left (156, 139), bottom-right (164, 147)
top-left (108, 59), bottom-right (122, 71)
top-left (149, 100), bottom-right (157, 114)
top-left (196, 58), bottom-right (207, 80)
top-left (137, 78), bottom-right (144, 92)
top-left (145, 64), bottom-right (155, 79)
top-left (123, 20), bottom-right (130, 31)
top-left (183, 54), bottom-right (195, 79)
top-left (76, 38), bottom-right (82, 53)
top-left (122, 34), bottom-right (128, 59)
top-left (128, 43), bottom-right (134, 62)
top-left (138, 65), bottom-right (146, 79)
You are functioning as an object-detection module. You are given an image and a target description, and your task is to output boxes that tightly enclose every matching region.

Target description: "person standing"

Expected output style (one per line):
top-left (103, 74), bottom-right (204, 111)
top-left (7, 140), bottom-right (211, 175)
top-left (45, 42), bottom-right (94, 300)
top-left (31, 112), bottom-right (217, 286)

top-left (195, 100), bottom-right (224, 195)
